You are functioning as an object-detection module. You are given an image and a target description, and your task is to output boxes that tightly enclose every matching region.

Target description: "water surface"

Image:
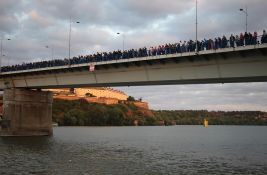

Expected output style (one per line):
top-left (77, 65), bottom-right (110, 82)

top-left (0, 126), bottom-right (267, 175)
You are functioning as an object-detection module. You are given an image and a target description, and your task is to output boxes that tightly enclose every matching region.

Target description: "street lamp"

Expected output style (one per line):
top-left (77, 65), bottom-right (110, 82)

top-left (0, 38), bottom-right (11, 73)
top-left (195, 0), bottom-right (198, 53)
top-left (117, 32), bottom-right (125, 52)
top-left (68, 16), bottom-right (80, 61)
top-left (240, 7), bottom-right (248, 33)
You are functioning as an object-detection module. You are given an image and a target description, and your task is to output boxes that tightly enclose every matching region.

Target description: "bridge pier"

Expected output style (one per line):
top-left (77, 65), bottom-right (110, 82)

top-left (0, 89), bottom-right (53, 136)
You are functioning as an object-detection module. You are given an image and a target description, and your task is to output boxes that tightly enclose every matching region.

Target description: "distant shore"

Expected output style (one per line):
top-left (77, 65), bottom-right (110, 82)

top-left (53, 99), bottom-right (267, 126)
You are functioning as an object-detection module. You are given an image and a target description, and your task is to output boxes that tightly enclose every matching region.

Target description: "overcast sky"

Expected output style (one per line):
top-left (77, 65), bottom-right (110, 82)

top-left (1, 0), bottom-right (267, 111)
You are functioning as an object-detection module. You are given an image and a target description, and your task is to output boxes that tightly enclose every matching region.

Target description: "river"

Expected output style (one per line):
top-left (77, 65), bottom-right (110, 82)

top-left (0, 126), bottom-right (267, 175)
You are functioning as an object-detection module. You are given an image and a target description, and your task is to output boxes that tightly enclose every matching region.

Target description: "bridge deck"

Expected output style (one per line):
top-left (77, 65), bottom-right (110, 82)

top-left (1, 44), bottom-right (267, 76)
top-left (0, 44), bottom-right (267, 89)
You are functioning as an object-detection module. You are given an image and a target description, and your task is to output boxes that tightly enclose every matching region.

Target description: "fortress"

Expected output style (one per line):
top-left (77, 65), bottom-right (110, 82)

top-left (50, 87), bottom-right (129, 105)
top-left (51, 88), bottom-right (150, 112)
top-left (50, 87), bottom-right (128, 100)
top-left (0, 88), bottom-right (150, 120)
top-left (75, 88), bottom-right (128, 100)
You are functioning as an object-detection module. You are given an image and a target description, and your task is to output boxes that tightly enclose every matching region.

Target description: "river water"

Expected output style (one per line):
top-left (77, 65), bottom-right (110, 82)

top-left (0, 126), bottom-right (267, 175)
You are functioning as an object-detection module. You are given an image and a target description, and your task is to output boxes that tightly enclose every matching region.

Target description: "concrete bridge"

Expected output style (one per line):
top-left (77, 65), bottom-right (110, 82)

top-left (0, 44), bottom-right (267, 136)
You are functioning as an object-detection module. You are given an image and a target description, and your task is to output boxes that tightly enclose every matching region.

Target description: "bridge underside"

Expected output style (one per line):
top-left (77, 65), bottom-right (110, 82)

top-left (0, 45), bottom-right (267, 89)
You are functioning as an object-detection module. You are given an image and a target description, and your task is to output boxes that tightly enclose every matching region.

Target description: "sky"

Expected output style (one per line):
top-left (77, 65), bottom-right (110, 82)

top-left (0, 0), bottom-right (267, 111)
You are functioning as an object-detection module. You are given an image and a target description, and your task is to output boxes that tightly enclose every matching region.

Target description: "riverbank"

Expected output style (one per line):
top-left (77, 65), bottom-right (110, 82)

top-left (52, 99), bottom-right (267, 126)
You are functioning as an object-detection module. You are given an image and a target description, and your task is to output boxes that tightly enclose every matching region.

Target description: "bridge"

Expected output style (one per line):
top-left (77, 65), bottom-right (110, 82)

top-left (0, 44), bottom-right (267, 136)
top-left (1, 44), bottom-right (267, 89)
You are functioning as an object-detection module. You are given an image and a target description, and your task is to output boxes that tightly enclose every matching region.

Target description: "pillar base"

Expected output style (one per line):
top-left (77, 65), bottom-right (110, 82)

top-left (0, 89), bottom-right (53, 137)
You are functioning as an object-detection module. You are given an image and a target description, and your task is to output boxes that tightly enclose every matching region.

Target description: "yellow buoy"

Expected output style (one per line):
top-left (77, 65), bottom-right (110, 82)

top-left (203, 119), bottom-right (209, 128)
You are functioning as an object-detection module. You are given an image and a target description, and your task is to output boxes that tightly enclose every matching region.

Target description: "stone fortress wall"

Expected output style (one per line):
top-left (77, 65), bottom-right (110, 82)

top-left (74, 88), bottom-right (128, 101)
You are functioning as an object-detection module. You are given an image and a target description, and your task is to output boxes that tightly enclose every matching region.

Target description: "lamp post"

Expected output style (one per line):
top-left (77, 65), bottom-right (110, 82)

top-left (0, 38), bottom-right (11, 73)
top-left (68, 16), bottom-right (80, 60)
top-left (117, 32), bottom-right (125, 52)
top-left (240, 7), bottom-right (248, 33)
top-left (195, 0), bottom-right (198, 53)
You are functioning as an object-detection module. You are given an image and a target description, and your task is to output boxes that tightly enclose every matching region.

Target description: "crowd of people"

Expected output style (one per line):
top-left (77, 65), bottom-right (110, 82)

top-left (1, 30), bottom-right (267, 73)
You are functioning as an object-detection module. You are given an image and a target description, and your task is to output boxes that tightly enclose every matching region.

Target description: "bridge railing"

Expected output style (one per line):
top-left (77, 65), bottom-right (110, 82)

top-left (1, 34), bottom-right (267, 74)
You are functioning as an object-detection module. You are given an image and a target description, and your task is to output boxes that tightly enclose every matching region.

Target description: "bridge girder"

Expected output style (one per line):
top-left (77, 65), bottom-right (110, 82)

top-left (1, 44), bottom-right (267, 90)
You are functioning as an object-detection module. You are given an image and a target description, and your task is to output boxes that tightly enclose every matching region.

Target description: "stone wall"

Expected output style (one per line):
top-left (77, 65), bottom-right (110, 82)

top-left (54, 95), bottom-right (119, 105)
top-left (75, 88), bottom-right (128, 101)
top-left (86, 97), bottom-right (119, 105)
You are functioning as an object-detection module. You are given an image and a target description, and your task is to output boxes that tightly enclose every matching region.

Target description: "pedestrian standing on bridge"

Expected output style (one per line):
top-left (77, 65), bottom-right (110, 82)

top-left (230, 34), bottom-right (236, 48)
top-left (262, 30), bottom-right (267, 44)
top-left (240, 33), bottom-right (244, 46)
top-left (248, 32), bottom-right (253, 45)
top-left (244, 32), bottom-right (249, 46)
top-left (235, 35), bottom-right (240, 47)
top-left (253, 32), bottom-right (258, 45)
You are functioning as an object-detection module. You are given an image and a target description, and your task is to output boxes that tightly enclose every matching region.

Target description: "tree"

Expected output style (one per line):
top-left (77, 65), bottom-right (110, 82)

top-left (64, 115), bottom-right (77, 126)
top-left (127, 96), bottom-right (135, 101)
top-left (107, 107), bottom-right (125, 126)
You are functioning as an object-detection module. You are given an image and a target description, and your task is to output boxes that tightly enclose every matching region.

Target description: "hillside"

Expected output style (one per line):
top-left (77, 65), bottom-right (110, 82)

top-left (53, 99), bottom-right (155, 126)
top-left (52, 99), bottom-right (267, 126)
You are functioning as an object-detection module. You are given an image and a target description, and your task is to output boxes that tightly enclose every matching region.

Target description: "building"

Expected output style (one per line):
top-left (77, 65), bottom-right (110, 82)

top-left (74, 88), bottom-right (128, 101)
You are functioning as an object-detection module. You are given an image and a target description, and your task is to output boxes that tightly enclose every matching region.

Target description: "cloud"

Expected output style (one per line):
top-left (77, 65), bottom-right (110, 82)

top-left (1, 0), bottom-right (267, 111)
top-left (118, 83), bottom-right (267, 112)
top-left (0, 0), bottom-right (23, 34)
top-left (2, 0), bottom-right (267, 63)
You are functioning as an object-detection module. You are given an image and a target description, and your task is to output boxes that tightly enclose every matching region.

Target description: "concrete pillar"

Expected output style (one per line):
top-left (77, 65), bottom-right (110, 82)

top-left (0, 89), bottom-right (53, 136)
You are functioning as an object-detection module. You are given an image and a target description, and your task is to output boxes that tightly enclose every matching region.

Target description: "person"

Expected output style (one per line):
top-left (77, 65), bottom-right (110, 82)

top-left (248, 32), bottom-right (253, 45)
top-left (262, 30), bottom-right (267, 44)
top-left (244, 32), bottom-right (249, 45)
top-left (218, 37), bottom-right (222, 48)
top-left (230, 34), bottom-right (235, 48)
top-left (235, 35), bottom-right (240, 47)
top-left (240, 33), bottom-right (244, 46)
top-left (222, 35), bottom-right (227, 48)
top-left (253, 31), bottom-right (258, 45)
top-left (209, 39), bottom-right (214, 50)
top-left (214, 38), bottom-right (219, 49)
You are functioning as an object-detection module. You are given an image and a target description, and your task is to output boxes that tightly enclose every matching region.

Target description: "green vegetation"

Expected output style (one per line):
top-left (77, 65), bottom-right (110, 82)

top-left (127, 96), bottom-right (136, 101)
top-left (53, 99), bottom-right (267, 126)
top-left (153, 110), bottom-right (267, 126)
top-left (53, 99), bottom-right (154, 126)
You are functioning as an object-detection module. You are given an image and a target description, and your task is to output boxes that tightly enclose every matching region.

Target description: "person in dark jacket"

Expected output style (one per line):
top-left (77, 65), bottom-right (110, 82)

top-left (252, 32), bottom-right (258, 45)
top-left (262, 30), bottom-right (267, 44)
top-left (230, 34), bottom-right (235, 48)
top-left (244, 32), bottom-right (249, 45)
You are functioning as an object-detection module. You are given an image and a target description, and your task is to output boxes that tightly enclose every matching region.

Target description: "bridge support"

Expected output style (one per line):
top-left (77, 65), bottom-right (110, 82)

top-left (0, 89), bottom-right (53, 136)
